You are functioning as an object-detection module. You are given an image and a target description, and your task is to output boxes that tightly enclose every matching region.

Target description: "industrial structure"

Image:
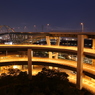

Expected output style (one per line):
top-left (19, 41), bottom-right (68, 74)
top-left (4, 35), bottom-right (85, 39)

top-left (0, 25), bottom-right (95, 94)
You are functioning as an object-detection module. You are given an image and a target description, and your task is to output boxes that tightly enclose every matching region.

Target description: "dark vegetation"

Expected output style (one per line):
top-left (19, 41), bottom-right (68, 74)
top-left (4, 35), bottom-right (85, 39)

top-left (0, 68), bottom-right (93, 95)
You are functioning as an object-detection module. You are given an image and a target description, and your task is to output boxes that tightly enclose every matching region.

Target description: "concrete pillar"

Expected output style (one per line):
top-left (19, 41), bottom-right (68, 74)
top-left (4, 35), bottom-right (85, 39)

top-left (46, 36), bottom-right (51, 45)
top-left (46, 36), bottom-right (52, 58)
top-left (56, 37), bottom-right (60, 46)
top-left (49, 52), bottom-right (52, 58)
top-left (46, 36), bottom-right (59, 59)
top-left (26, 35), bottom-right (28, 39)
top-left (22, 65), bottom-right (24, 70)
top-left (5, 50), bottom-right (8, 56)
top-left (12, 34), bottom-right (14, 39)
top-left (24, 35), bottom-right (26, 40)
top-left (54, 53), bottom-right (58, 59)
top-left (54, 37), bottom-right (60, 59)
top-left (13, 34), bottom-right (16, 41)
top-left (11, 34), bottom-right (13, 41)
top-left (31, 51), bottom-right (33, 57)
top-left (28, 35), bottom-right (30, 39)
top-left (77, 35), bottom-right (84, 90)
top-left (28, 49), bottom-right (32, 80)
top-left (12, 34), bottom-right (14, 40)
top-left (92, 39), bottom-right (95, 49)
top-left (49, 52), bottom-right (58, 59)
top-left (92, 59), bottom-right (95, 66)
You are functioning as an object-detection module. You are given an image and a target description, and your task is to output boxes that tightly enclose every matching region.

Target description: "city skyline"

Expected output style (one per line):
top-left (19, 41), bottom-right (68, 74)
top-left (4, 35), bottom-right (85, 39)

top-left (0, 0), bottom-right (95, 32)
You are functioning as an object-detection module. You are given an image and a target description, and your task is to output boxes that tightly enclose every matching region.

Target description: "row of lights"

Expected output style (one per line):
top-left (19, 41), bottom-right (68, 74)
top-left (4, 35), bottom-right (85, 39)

top-left (33, 24), bottom-right (50, 32)
top-left (22, 24), bottom-right (50, 32)
top-left (25, 23), bottom-right (84, 32)
top-left (10, 23), bottom-right (84, 32)
top-left (10, 24), bottom-right (50, 32)
top-left (0, 23), bottom-right (83, 32)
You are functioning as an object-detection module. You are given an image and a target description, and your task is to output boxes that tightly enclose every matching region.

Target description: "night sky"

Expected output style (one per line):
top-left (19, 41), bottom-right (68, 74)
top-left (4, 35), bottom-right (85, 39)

top-left (0, 0), bottom-right (95, 32)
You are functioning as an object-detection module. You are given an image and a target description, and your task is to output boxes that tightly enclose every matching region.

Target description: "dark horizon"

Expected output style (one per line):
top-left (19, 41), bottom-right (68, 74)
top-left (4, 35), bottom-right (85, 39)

top-left (0, 0), bottom-right (95, 32)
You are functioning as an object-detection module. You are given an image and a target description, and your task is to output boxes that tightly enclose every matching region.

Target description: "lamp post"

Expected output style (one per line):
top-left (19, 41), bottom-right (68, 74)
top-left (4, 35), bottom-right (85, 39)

top-left (24, 26), bottom-right (27, 32)
top-left (34, 25), bottom-right (37, 32)
top-left (47, 24), bottom-right (49, 32)
top-left (80, 23), bottom-right (84, 32)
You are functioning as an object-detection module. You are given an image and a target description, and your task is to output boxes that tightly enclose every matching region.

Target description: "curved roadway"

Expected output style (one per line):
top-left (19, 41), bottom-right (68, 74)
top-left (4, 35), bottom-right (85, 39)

top-left (0, 56), bottom-right (95, 77)
top-left (0, 45), bottom-right (95, 57)
top-left (0, 45), bottom-right (95, 94)
top-left (0, 57), bottom-right (95, 94)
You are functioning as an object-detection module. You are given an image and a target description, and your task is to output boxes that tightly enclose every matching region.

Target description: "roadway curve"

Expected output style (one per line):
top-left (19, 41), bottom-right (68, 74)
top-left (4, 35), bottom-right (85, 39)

top-left (0, 45), bottom-right (95, 58)
top-left (0, 45), bottom-right (95, 76)
top-left (0, 57), bottom-right (95, 78)
top-left (0, 45), bottom-right (95, 94)
top-left (0, 57), bottom-right (95, 94)
top-left (0, 44), bottom-right (95, 77)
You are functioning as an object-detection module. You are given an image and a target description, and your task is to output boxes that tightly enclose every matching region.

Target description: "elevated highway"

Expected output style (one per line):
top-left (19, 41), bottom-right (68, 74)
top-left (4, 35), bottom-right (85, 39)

top-left (0, 56), bottom-right (95, 94)
top-left (0, 45), bottom-right (95, 58)
top-left (0, 56), bottom-right (95, 78)
top-left (0, 31), bottom-right (95, 93)
top-left (1, 31), bottom-right (95, 44)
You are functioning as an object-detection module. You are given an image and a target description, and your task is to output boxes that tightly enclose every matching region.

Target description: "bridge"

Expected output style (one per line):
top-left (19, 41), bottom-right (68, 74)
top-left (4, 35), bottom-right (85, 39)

top-left (0, 29), bottom-right (95, 94)
top-left (0, 44), bottom-right (95, 93)
top-left (0, 56), bottom-right (95, 93)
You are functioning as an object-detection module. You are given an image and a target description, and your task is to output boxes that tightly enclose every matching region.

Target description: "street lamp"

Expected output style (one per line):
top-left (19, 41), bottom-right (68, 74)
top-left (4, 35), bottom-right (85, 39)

top-left (34, 25), bottom-right (37, 32)
top-left (80, 23), bottom-right (84, 32)
top-left (24, 26), bottom-right (27, 32)
top-left (47, 24), bottom-right (49, 32)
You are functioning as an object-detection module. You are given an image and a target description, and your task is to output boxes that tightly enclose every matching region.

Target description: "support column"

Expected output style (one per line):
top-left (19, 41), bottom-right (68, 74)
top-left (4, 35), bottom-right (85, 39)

top-left (28, 49), bottom-right (32, 80)
top-left (13, 34), bottom-right (16, 42)
top-left (92, 39), bottom-right (95, 49)
top-left (22, 65), bottom-right (24, 70)
top-left (31, 51), bottom-right (33, 57)
top-left (55, 37), bottom-right (60, 59)
top-left (49, 52), bottom-right (58, 59)
top-left (56, 37), bottom-right (60, 46)
top-left (92, 59), bottom-right (95, 66)
top-left (77, 35), bottom-right (84, 90)
top-left (46, 36), bottom-right (51, 45)
top-left (23, 35), bottom-right (25, 40)
top-left (10, 34), bottom-right (13, 41)
top-left (5, 50), bottom-right (8, 56)
top-left (49, 52), bottom-right (52, 58)
top-left (54, 53), bottom-right (58, 59)
top-left (46, 36), bottom-right (52, 58)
